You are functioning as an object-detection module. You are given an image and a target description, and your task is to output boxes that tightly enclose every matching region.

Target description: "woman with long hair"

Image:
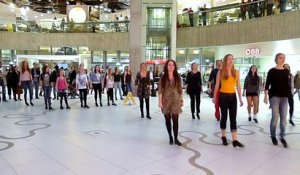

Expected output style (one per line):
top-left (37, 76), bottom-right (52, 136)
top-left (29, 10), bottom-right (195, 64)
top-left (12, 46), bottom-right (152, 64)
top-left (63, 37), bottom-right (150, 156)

top-left (213, 54), bottom-right (244, 147)
top-left (186, 63), bottom-right (202, 120)
top-left (76, 66), bottom-right (89, 108)
top-left (264, 53), bottom-right (291, 148)
top-left (135, 63), bottom-right (151, 119)
top-left (9, 66), bottom-right (20, 101)
top-left (91, 65), bottom-right (104, 107)
top-left (125, 66), bottom-right (133, 93)
top-left (243, 65), bottom-right (261, 123)
top-left (283, 64), bottom-right (295, 126)
top-left (114, 67), bottom-right (123, 100)
top-left (159, 60), bottom-right (183, 146)
top-left (104, 68), bottom-right (117, 106)
top-left (41, 65), bottom-right (53, 110)
top-left (56, 69), bottom-right (70, 110)
top-left (19, 60), bottom-right (34, 106)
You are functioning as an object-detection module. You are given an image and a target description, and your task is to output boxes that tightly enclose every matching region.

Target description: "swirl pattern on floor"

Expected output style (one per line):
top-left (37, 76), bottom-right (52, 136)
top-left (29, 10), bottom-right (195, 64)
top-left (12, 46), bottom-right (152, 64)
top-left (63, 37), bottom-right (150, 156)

top-left (179, 131), bottom-right (215, 175)
top-left (0, 112), bottom-right (51, 151)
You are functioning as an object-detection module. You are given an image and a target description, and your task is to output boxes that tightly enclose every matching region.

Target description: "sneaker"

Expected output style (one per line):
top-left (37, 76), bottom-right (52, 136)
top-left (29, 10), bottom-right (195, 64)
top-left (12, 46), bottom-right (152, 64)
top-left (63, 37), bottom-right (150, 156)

top-left (66, 106), bottom-right (71, 109)
top-left (196, 113), bottom-right (200, 120)
top-left (112, 103), bottom-right (117, 106)
top-left (146, 115), bottom-right (151, 119)
top-left (281, 138), bottom-right (288, 148)
top-left (84, 105), bottom-right (89, 108)
top-left (60, 106), bottom-right (64, 110)
top-left (49, 107), bottom-right (53, 110)
top-left (271, 136), bottom-right (278, 145)
top-left (248, 117), bottom-right (251, 122)
top-left (192, 113), bottom-right (195, 119)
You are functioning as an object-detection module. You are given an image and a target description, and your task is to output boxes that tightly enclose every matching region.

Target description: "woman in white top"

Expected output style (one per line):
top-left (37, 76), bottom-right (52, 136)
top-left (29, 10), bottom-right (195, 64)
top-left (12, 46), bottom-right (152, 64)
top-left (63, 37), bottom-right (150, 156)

top-left (104, 68), bottom-right (117, 106)
top-left (76, 66), bottom-right (89, 108)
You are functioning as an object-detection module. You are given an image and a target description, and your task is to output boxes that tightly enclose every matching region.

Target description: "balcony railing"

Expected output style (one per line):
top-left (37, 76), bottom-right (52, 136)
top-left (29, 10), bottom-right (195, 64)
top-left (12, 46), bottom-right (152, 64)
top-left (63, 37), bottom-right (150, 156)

top-left (0, 20), bottom-right (130, 33)
top-left (177, 0), bottom-right (300, 28)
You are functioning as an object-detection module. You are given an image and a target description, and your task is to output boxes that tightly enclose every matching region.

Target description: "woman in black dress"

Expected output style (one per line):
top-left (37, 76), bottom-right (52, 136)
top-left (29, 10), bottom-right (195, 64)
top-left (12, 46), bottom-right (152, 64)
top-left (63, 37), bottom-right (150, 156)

top-left (135, 63), bottom-right (151, 119)
top-left (186, 63), bottom-right (202, 119)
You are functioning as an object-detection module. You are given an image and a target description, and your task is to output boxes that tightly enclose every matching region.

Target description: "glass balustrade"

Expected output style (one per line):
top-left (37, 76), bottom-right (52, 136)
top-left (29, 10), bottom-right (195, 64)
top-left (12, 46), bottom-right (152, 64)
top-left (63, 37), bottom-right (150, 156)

top-left (177, 0), bottom-right (300, 28)
top-left (0, 20), bottom-right (130, 33)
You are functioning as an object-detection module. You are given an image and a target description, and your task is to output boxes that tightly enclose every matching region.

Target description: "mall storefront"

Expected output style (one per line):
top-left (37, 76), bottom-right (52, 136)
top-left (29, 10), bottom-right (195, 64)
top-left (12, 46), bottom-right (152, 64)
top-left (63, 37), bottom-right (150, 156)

top-left (176, 38), bottom-right (300, 84)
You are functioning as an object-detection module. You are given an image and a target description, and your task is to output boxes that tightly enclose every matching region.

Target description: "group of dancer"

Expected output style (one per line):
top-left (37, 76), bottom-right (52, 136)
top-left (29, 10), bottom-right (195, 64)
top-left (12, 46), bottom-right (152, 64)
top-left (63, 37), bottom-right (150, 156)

top-left (164, 53), bottom-right (295, 148)
top-left (0, 52), bottom-right (297, 148)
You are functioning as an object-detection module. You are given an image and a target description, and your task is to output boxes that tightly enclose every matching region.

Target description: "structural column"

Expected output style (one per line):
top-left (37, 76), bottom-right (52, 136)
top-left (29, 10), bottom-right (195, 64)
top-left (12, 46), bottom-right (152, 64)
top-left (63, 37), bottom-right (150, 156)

top-left (129, 0), bottom-right (143, 74)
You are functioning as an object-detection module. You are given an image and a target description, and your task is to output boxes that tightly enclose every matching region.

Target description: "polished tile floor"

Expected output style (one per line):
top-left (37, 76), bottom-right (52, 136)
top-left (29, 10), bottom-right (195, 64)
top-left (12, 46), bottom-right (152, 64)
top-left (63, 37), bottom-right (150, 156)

top-left (0, 93), bottom-right (300, 175)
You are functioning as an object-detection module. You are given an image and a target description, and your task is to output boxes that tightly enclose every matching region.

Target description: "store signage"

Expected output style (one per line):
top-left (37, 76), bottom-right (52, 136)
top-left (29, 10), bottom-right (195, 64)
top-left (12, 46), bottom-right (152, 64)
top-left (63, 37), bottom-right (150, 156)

top-left (246, 48), bottom-right (260, 55)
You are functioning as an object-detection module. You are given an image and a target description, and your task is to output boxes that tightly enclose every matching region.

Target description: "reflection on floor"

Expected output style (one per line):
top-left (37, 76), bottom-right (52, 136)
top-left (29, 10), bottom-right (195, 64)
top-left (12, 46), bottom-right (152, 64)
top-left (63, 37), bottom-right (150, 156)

top-left (0, 94), bottom-right (300, 175)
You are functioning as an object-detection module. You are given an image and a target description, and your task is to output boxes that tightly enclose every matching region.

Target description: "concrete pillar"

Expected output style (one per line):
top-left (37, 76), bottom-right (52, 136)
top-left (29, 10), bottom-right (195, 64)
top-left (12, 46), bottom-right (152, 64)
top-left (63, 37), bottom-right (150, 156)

top-left (103, 51), bottom-right (107, 69)
top-left (129, 0), bottom-right (143, 74)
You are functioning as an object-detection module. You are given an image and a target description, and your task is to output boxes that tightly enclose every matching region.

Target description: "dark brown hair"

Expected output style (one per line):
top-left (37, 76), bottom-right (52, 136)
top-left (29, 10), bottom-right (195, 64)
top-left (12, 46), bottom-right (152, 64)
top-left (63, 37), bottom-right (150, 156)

top-left (160, 59), bottom-right (181, 94)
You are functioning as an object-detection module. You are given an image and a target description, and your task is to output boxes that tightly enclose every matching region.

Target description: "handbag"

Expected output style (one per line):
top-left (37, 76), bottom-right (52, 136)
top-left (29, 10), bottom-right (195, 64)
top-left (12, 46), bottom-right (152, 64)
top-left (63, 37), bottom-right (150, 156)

top-left (16, 85), bottom-right (23, 94)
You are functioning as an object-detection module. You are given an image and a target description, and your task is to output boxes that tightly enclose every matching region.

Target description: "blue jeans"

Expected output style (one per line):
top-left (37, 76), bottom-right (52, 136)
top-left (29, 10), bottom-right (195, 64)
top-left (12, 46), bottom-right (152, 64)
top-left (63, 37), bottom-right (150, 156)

top-left (21, 80), bottom-right (33, 102)
top-left (114, 81), bottom-right (122, 99)
top-left (126, 83), bottom-right (132, 92)
top-left (270, 97), bottom-right (288, 138)
top-left (43, 86), bottom-right (52, 108)
top-left (1, 83), bottom-right (6, 101)
top-left (33, 81), bottom-right (39, 98)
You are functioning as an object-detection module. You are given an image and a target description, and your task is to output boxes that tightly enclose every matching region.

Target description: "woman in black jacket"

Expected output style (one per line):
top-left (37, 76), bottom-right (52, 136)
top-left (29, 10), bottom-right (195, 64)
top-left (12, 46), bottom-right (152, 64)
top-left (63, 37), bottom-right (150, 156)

top-left (10, 66), bottom-right (20, 101)
top-left (186, 63), bottom-right (202, 119)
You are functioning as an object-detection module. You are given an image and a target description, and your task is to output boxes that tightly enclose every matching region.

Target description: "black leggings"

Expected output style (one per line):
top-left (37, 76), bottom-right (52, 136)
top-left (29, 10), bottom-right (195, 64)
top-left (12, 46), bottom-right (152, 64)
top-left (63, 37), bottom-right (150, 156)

top-left (59, 91), bottom-right (69, 107)
top-left (139, 97), bottom-right (149, 116)
top-left (92, 83), bottom-right (102, 103)
top-left (164, 113), bottom-right (179, 140)
top-left (107, 88), bottom-right (114, 103)
top-left (288, 95), bottom-right (294, 118)
top-left (79, 89), bottom-right (88, 106)
top-left (189, 92), bottom-right (201, 114)
top-left (219, 93), bottom-right (237, 131)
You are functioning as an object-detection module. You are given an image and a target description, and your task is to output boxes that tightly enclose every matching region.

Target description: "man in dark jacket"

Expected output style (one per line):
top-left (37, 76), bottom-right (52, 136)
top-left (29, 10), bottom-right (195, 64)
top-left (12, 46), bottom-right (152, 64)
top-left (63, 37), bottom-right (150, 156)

top-left (50, 65), bottom-right (59, 100)
top-left (31, 62), bottom-right (41, 99)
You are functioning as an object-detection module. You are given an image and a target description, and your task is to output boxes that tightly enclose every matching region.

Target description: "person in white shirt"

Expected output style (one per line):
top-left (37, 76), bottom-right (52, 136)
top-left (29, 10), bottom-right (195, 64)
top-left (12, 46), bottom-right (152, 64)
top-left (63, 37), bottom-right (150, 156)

top-left (76, 66), bottom-right (89, 108)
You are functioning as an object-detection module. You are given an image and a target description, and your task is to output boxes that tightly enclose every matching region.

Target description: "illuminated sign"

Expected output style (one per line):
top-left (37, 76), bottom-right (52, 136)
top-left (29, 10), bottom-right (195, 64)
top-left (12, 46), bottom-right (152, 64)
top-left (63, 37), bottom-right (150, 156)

top-left (246, 48), bottom-right (260, 55)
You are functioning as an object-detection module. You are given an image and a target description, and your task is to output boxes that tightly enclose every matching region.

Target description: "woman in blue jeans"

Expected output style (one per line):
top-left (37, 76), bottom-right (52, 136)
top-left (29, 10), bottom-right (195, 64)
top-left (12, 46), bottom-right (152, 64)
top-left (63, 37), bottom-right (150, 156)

top-left (19, 60), bottom-right (34, 106)
top-left (40, 66), bottom-right (53, 110)
top-left (264, 53), bottom-right (291, 148)
top-left (114, 67), bottom-right (123, 100)
top-left (125, 66), bottom-right (133, 93)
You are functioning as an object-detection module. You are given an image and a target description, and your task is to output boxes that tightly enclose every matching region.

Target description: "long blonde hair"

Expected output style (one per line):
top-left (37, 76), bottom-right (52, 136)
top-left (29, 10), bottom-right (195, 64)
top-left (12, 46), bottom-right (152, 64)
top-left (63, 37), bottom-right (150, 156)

top-left (221, 54), bottom-right (236, 80)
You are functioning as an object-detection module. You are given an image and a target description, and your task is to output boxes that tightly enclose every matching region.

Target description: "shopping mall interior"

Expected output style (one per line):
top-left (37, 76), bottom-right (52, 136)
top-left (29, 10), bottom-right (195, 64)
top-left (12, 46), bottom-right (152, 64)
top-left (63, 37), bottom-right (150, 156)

top-left (1, 0), bottom-right (300, 175)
